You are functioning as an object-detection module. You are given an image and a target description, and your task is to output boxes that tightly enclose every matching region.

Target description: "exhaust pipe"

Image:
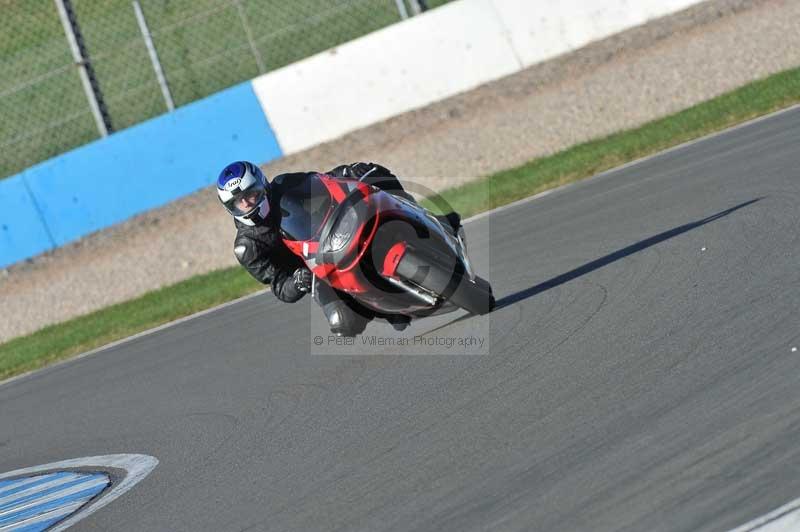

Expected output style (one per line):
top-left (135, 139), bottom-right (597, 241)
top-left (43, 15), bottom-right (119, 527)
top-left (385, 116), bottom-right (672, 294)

top-left (386, 276), bottom-right (438, 306)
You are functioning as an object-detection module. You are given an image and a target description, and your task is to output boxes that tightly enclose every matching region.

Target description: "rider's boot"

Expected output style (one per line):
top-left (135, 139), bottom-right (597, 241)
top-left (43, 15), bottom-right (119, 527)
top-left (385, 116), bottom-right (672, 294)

top-left (316, 283), bottom-right (371, 337)
top-left (322, 300), bottom-right (370, 337)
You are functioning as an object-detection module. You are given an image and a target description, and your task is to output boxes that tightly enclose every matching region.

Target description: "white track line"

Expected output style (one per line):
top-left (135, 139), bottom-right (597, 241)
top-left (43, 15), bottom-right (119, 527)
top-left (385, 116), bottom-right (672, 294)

top-left (0, 474), bottom-right (61, 496)
top-left (0, 501), bottom-right (84, 531)
top-left (728, 497), bottom-right (800, 531)
top-left (0, 473), bottom-right (81, 507)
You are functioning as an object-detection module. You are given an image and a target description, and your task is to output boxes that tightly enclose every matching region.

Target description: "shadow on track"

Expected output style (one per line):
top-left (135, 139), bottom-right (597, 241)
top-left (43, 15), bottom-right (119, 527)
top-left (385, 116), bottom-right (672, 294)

top-left (494, 198), bottom-right (761, 311)
top-left (419, 311), bottom-right (475, 337)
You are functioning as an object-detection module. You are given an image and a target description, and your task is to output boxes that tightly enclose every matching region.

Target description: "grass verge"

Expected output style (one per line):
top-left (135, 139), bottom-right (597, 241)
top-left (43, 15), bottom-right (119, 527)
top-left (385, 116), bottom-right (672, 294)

top-left (0, 268), bottom-right (263, 381)
top-left (434, 66), bottom-right (800, 218)
top-left (3, 65), bottom-right (800, 381)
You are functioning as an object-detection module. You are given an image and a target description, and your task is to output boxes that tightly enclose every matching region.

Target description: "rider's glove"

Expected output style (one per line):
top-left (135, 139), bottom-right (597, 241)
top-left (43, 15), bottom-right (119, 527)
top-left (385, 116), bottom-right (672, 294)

top-left (348, 162), bottom-right (395, 181)
top-left (348, 162), bottom-right (376, 179)
top-left (292, 267), bottom-right (313, 293)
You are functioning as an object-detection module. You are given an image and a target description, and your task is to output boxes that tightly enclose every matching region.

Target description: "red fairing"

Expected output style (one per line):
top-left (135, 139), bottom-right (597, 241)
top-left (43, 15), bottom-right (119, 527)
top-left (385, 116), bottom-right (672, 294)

top-left (382, 242), bottom-right (407, 278)
top-left (317, 173), bottom-right (349, 203)
top-left (282, 175), bottom-right (377, 293)
top-left (279, 173), bottom-right (453, 314)
top-left (318, 173), bottom-right (374, 203)
top-left (284, 239), bottom-right (333, 278)
top-left (328, 181), bottom-right (348, 203)
top-left (283, 239), bottom-right (321, 259)
top-left (327, 269), bottom-right (368, 293)
top-left (282, 239), bottom-right (305, 258)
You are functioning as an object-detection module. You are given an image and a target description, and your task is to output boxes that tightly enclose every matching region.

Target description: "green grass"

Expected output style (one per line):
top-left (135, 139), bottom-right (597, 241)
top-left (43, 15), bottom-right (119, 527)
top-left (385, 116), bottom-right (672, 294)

top-left (0, 3), bottom-right (98, 178)
top-left (431, 66), bottom-right (800, 218)
top-left (2, 64), bottom-right (800, 381)
top-left (0, 267), bottom-right (263, 381)
top-left (0, 0), bottom-right (455, 179)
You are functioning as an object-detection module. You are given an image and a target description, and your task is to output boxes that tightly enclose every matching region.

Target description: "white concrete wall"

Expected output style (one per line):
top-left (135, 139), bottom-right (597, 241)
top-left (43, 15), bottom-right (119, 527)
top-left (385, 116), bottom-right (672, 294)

top-left (252, 0), bottom-right (704, 156)
top-left (252, 0), bottom-right (521, 155)
top-left (494, 0), bottom-right (704, 67)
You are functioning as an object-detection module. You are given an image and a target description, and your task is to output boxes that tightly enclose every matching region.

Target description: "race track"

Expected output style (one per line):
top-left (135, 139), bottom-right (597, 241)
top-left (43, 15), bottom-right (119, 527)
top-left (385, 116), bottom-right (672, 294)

top-left (2, 107), bottom-right (800, 531)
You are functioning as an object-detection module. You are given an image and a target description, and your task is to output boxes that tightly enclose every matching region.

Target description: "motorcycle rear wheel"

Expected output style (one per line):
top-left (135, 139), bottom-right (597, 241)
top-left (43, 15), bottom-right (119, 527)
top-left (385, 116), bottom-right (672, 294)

top-left (394, 245), bottom-right (494, 315)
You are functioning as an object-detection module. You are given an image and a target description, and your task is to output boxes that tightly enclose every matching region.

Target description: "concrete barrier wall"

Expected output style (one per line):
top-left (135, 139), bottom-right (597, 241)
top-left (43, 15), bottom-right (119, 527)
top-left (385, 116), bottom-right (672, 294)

top-left (1, 82), bottom-right (282, 267)
top-left (252, 0), bottom-right (704, 155)
top-left (2, 0), bottom-right (705, 268)
top-left (252, 0), bottom-right (523, 155)
top-left (0, 176), bottom-right (54, 264)
top-left (496, 0), bottom-right (703, 68)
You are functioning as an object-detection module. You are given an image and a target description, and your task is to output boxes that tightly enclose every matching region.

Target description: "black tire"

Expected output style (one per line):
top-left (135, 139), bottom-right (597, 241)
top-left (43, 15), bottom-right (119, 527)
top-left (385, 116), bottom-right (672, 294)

top-left (472, 275), bottom-right (493, 297)
top-left (447, 275), bottom-right (494, 315)
top-left (472, 275), bottom-right (496, 312)
top-left (394, 246), bottom-right (494, 315)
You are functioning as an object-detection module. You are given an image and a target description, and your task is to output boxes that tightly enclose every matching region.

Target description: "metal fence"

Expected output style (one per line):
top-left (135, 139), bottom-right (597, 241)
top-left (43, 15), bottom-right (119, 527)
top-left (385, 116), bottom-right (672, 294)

top-left (0, 0), bottom-right (451, 180)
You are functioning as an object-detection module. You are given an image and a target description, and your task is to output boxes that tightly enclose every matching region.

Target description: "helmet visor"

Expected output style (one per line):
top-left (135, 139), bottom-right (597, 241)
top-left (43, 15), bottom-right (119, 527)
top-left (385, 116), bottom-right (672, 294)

top-left (223, 187), bottom-right (267, 217)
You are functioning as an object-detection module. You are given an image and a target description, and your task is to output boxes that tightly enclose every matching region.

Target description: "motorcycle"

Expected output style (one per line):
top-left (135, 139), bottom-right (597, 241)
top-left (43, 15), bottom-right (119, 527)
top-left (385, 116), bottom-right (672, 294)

top-left (276, 172), bottom-right (494, 326)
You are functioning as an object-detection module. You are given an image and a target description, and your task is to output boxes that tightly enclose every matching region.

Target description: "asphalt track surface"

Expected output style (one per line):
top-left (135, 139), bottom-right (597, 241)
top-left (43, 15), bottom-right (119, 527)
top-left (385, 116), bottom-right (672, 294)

top-left (3, 107), bottom-right (800, 531)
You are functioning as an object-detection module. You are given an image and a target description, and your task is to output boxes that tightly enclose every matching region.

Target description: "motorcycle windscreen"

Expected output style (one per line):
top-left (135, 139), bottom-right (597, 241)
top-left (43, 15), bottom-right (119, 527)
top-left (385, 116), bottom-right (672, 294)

top-left (278, 174), bottom-right (333, 241)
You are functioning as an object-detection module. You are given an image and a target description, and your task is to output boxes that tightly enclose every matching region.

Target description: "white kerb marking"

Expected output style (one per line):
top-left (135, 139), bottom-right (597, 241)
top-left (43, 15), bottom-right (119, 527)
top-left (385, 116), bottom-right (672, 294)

top-left (0, 474), bottom-right (62, 495)
top-left (0, 501), bottom-right (85, 531)
top-left (0, 454), bottom-right (158, 532)
top-left (0, 473), bottom-right (82, 506)
top-left (0, 476), bottom-right (109, 518)
top-left (728, 497), bottom-right (800, 531)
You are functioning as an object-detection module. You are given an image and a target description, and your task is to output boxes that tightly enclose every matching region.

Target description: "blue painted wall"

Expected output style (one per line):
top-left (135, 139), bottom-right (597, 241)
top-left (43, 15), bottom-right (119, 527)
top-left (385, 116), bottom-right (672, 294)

top-left (0, 176), bottom-right (55, 265)
top-left (1, 81), bottom-right (282, 268)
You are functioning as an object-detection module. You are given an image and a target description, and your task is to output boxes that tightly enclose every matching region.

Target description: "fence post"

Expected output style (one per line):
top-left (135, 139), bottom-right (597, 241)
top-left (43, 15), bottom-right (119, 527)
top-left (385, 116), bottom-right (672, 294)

top-left (394, 0), bottom-right (409, 19)
top-left (408, 0), bottom-right (424, 15)
top-left (133, 0), bottom-right (175, 112)
top-left (54, 0), bottom-right (113, 136)
top-left (233, 0), bottom-right (266, 74)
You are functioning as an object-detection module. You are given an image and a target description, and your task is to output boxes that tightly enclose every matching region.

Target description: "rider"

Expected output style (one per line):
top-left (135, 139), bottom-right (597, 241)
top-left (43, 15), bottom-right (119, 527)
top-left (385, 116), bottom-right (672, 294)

top-left (216, 160), bottom-right (460, 337)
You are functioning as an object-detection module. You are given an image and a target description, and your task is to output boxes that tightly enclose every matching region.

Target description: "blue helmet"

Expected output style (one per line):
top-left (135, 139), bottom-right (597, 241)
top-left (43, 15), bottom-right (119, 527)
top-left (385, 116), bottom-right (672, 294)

top-left (216, 161), bottom-right (270, 226)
